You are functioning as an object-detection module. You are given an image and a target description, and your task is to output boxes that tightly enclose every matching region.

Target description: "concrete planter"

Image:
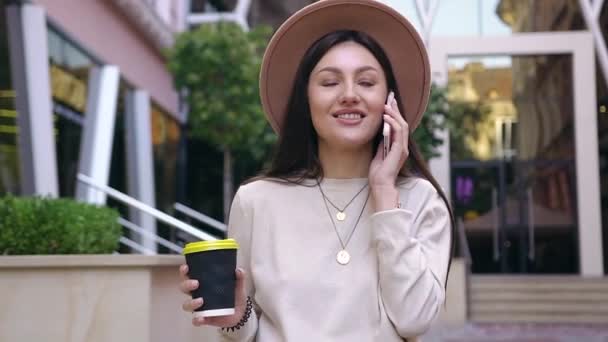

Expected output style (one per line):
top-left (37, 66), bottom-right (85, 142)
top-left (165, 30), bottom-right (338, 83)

top-left (0, 255), bottom-right (216, 342)
top-left (0, 255), bottom-right (467, 342)
top-left (438, 257), bottom-right (468, 327)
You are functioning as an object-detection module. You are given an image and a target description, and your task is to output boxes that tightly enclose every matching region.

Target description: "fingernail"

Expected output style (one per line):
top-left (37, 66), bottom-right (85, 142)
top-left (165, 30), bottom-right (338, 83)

top-left (196, 297), bottom-right (204, 304)
top-left (190, 280), bottom-right (198, 287)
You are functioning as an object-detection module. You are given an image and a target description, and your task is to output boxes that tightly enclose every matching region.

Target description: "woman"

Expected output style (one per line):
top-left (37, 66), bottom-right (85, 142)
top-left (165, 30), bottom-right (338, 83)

top-left (179, 1), bottom-right (454, 341)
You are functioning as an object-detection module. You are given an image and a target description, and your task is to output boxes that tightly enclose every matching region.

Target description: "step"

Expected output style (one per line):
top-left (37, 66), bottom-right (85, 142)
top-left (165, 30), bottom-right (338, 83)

top-left (468, 275), bottom-right (608, 324)
top-left (471, 291), bottom-right (608, 302)
top-left (470, 313), bottom-right (608, 324)
top-left (471, 302), bottom-right (608, 314)
top-left (471, 275), bottom-right (608, 284)
top-left (471, 281), bottom-right (608, 292)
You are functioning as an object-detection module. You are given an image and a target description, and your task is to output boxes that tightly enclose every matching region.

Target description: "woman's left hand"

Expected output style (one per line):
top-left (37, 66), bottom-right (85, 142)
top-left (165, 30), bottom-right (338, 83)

top-left (368, 95), bottom-right (409, 211)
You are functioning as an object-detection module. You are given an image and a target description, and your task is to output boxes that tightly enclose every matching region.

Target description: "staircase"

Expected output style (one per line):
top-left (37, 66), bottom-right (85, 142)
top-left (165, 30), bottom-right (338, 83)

top-left (469, 275), bottom-right (608, 323)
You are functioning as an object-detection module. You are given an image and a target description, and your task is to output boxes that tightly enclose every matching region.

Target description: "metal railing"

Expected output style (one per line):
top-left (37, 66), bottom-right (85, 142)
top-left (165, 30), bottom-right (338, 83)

top-left (174, 202), bottom-right (227, 232)
top-left (77, 173), bottom-right (220, 254)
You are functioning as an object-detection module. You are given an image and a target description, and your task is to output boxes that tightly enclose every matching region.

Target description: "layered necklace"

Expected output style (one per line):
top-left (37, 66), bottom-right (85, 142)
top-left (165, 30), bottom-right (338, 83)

top-left (317, 181), bottom-right (370, 265)
top-left (318, 183), bottom-right (368, 221)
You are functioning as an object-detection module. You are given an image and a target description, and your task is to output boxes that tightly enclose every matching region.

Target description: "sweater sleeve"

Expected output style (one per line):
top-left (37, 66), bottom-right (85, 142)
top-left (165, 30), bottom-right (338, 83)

top-left (369, 184), bottom-right (451, 338)
top-left (218, 187), bottom-right (259, 341)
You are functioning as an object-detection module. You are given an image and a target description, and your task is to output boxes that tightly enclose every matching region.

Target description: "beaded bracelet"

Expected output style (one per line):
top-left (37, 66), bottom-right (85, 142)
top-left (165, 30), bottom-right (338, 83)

top-left (221, 296), bottom-right (253, 332)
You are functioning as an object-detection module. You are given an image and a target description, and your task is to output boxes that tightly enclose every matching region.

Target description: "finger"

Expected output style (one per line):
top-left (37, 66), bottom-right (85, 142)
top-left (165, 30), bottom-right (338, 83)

top-left (183, 297), bottom-right (204, 312)
top-left (383, 115), bottom-right (403, 148)
top-left (179, 279), bottom-right (199, 295)
top-left (384, 103), bottom-right (407, 126)
top-left (402, 121), bottom-right (410, 152)
top-left (192, 316), bottom-right (206, 327)
top-left (235, 268), bottom-right (246, 299)
top-left (179, 264), bottom-right (189, 280)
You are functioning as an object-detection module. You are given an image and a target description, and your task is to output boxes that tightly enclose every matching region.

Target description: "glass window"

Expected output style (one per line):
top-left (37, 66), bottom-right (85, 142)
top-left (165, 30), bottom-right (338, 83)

top-left (432, 0), bottom-right (511, 37)
top-left (448, 55), bottom-right (578, 274)
top-left (411, 0), bottom-right (587, 37)
top-left (151, 104), bottom-right (181, 213)
top-left (108, 86), bottom-right (128, 216)
top-left (47, 26), bottom-right (98, 197)
top-left (151, 104), bottom-right (181, 251)
top-left (599, 0), bottom-right (608, 274)
top-left (497, 0), bottom-right (586, 33)
top-left (0, 1), bottom-right (20, 195)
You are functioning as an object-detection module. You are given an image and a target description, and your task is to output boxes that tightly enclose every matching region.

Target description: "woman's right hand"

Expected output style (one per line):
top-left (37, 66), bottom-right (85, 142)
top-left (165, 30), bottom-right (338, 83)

top-left (179, 264), bottom-right (249, 328)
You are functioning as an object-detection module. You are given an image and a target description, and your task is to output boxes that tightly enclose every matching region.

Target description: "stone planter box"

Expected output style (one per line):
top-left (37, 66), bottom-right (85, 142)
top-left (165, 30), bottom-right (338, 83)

top-left (0, 255), bottom-right (467, 341)
top-left (0, 255), bottom-right (217, 342)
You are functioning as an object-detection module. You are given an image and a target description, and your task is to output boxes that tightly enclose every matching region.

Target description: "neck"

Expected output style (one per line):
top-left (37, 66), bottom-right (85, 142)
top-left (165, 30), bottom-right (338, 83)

top-left (318, 141), bottom-right (373, 179)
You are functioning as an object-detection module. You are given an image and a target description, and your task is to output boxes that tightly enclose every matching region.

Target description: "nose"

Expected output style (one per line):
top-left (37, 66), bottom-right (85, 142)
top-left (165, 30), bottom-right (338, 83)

top-left (339, 85), bottom-right (360, 105)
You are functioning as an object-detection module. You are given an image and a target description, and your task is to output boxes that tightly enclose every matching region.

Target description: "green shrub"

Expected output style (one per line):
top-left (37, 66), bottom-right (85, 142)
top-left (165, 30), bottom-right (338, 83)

top-left (0, 196), bottom-right (121, 255)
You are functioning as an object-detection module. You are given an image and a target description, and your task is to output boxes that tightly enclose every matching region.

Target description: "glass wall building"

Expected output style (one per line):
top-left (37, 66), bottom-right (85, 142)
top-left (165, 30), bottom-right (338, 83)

top-left (378, 0), bottom-right (608, 276)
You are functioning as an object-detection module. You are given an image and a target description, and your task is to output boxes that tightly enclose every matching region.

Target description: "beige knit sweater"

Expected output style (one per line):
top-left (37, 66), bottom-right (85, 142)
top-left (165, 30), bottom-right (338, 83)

top-left (218, 176), bottom-right (451, 342)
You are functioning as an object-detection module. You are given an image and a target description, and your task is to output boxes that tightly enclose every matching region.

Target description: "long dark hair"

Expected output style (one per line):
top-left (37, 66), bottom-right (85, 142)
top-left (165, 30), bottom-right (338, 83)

top-left (254, 30), bottom-right (455, 286)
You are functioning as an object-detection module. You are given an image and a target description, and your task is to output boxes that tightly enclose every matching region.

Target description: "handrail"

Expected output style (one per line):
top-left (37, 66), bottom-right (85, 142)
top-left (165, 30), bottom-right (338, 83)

top-left (77, 173), bottom-right (219, 241)
top-left (119, 237), bottom-right (155, 255)
top-left (118, 217), bottom-right (183, 254)
top-left (174, 203), bottom-right (227, 232)
top-left (527, 188), bottom-right (536, 261)
top-left (492, 188), bottom-right (500, 261)
top-left (457, 217), bottom-right (473, 266)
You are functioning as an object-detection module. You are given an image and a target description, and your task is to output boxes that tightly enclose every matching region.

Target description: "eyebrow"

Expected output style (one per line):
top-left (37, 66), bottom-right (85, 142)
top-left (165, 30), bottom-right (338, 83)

top-left (315, 65), bottom-right (379, 75)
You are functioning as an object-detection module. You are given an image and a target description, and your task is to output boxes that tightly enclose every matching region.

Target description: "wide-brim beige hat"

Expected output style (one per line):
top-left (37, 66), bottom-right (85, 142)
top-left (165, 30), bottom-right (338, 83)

top-left (259, 0), bottom-right (431, 135)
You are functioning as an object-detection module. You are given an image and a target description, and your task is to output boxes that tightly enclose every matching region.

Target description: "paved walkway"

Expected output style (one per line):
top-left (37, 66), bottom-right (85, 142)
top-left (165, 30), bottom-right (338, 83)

top-left (423, 323), bottom-right (608, 342)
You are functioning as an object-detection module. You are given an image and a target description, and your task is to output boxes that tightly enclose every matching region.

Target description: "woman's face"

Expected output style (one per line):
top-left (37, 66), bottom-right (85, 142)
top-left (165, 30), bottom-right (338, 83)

top-left (307, 41), bottom-right (388, 151)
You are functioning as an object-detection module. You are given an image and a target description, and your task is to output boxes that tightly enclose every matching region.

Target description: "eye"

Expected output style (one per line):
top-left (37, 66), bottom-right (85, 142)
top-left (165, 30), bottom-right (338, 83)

top-left (322, 81), bottom-right (338, 87)
top-left (359, 80), bottom-right (375, 87)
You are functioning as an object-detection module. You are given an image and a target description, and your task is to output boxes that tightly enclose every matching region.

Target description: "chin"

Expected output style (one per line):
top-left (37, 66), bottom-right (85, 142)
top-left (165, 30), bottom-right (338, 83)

top-left (333, 133), bottom-right (375, 149)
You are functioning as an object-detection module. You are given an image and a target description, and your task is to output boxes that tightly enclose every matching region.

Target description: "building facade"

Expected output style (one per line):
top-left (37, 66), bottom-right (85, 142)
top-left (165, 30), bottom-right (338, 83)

top-left (0, 0), bottom-right (189, 252)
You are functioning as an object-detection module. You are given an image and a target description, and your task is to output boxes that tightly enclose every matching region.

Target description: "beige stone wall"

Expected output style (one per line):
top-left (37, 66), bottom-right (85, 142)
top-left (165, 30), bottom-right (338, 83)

top-left (0, 255), bottom-right (467, 341)
top-left (0, 255), bottom-right (211, 342)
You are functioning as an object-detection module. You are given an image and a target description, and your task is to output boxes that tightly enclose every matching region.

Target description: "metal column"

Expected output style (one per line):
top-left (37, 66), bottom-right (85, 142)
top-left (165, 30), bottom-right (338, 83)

top-left (6, 3), bottom-right (58, 196)
top-left (125, 90), bottom-right (157, 254)
top-left (75, 66), bottom-right (120, 205)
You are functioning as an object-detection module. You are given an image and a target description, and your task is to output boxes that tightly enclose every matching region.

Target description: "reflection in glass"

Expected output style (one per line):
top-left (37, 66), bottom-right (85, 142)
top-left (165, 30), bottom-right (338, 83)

top-left (496, 0), bottom-right (586, 33)
top-left (48, 26), bottom-right (98, 197)
top-left (448, 55), bottom-right (578, 274)
top-left (48, 27), bottom-right (95, 114)
top-left (151, 104), bottom-right (181, 252)
top-left (433, 0), bottom-right (511, 37)
top-left (55, 111), bottom-right (82, 197)
top-left (600, 0), bottom-right (608, 274)
top-left (0, 4), bottom-right (20, 195)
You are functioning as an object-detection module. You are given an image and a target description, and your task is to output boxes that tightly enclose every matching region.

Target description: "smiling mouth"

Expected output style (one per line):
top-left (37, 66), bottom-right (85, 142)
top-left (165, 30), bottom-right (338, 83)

top-left (333, 113), bottom-right (365, 120)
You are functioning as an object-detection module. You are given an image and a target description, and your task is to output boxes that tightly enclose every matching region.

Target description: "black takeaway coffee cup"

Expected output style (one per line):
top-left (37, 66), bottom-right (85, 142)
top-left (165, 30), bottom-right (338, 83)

top-left (183, 239), bottom-right (239, 318)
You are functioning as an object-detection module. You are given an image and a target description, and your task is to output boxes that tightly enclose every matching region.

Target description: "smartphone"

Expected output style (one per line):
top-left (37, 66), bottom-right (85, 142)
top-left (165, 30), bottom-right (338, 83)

top-left (383, 91), bottom-right (395, 160)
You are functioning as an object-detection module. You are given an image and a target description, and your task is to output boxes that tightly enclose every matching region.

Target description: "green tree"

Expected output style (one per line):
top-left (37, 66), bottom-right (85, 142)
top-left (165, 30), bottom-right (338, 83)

top-left (413, 84), bottom-right (449, 161)
top-left (167, 22), bottom-right (275, 221)
top-left (414, 84), bottom-right (490, 162)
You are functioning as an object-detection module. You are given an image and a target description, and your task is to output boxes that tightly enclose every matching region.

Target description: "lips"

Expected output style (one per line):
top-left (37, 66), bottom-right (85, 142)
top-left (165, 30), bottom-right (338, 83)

top-left (332, 109), bottom-right (366, 126)
top-left (336, 113), bottom-right (363, 119)
top-left (332, 109), bottom-right (367, 119)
